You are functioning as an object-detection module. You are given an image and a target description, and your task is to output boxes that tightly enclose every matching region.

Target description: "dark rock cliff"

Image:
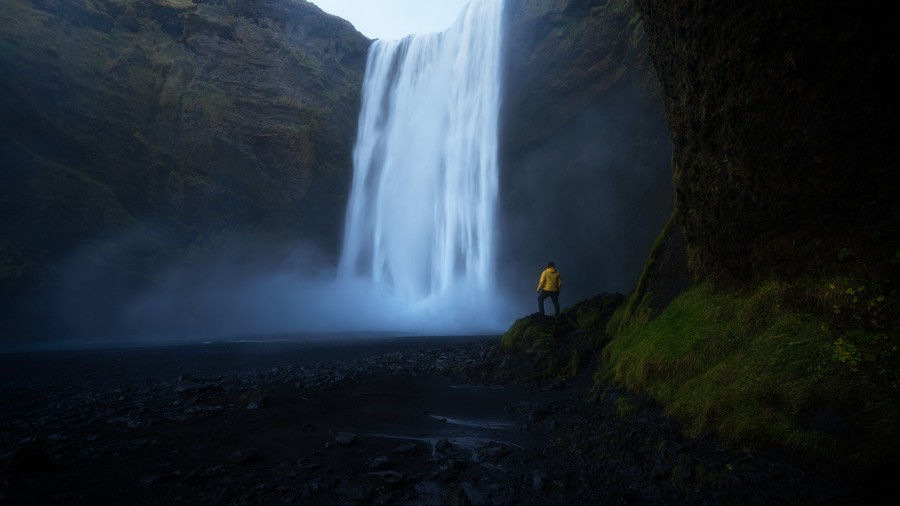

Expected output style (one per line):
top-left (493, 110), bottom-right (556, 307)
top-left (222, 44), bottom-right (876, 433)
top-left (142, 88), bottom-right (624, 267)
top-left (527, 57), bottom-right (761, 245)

top-left (634, 0), bottom-right (899, 287)
top-left (0, 0), bottom-right (369, 339)
top-left (595, 0), bottom-right (899, 468)
top-left (499, 0), bottom-right (674, 304)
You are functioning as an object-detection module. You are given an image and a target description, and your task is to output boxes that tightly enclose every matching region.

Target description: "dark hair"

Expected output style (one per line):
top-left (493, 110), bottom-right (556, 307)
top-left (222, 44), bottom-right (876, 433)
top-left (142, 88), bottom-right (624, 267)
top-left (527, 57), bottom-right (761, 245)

top-left (547, 261), bottom-right (555, 267)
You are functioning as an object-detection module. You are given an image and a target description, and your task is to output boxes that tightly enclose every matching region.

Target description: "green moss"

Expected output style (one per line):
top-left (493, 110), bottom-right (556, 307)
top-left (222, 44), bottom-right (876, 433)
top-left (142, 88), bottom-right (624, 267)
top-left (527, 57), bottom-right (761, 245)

top-left (601, 282), bottom-right (900, 465)
top-left (181, 10), bottom-right (235, 38)
top-left (608, 212), bottom-right (677, 335)
top-left (500, 312), bottom-right (600, 380)
top-left (615, 395), bottom-right (636, 418)
top-left (501, 316), bottom-right (557, 355)
top-left (567, 299), bottom-right (608, 329)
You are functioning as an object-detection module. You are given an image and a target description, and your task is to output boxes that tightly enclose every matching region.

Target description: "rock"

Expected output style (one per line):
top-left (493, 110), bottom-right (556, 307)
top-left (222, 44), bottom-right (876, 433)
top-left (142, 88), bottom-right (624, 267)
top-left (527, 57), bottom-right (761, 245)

top-left (140, 471), bottom-right (181, 487)
top-left (443, 486), bottom-right (473, 506)
top-left (477, 442), bottom-right (511, 462)
top-left (435, 439), bottom-right (453, 452)
top-left (447, 459), bottom-right (469, 472)
top-left (640, 484), bottom-right (664, 503)
top-left (239, 389), bottom-right (270, 410)
top-left (299, 462), bottom-right (323, 474)
top-left (393, 442), bottom-right (418, 455)
top-left (182, 466), bottom-right (204, 485)
top-left (5, 446), bottom-right (57, 473)
top-left (532, 473), bottom-right (544, 491)
top-left (183, 405), bottom-right (224, 415)
top-left (366, 470), bottom-right (406, 487)
top-left (228, 448), bottom-right (259, 466)
top-left (368, 455), bottom-right (392, 471)
top-left (175, 382), bottom-right (221, 395)
top-left (334, 432), bottom-right (358, 446)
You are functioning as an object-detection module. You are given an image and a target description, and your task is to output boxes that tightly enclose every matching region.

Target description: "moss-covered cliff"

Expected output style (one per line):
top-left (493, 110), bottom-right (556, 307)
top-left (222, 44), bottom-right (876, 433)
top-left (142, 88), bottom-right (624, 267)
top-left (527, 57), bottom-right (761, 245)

top-left (502, 0), bottom-right (898, 470)
top-left (0, 0), bottom-right (369, 339)
top-left (607, 0), bottom-right (899, 466)
top-left (636, 0), bottom-right (898, 286)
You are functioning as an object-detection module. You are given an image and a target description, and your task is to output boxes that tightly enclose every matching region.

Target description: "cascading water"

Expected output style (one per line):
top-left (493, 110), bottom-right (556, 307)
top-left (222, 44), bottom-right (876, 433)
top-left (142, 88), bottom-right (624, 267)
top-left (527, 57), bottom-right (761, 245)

top-left (338, 0), bottom-right (508, 329)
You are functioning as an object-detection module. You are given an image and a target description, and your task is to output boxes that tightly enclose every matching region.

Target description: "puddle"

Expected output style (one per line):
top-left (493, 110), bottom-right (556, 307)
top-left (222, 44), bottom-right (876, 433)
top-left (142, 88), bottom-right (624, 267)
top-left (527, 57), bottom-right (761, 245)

top-left (448, 384), bottom-right (506, 390)
top-left (428, 414), bottom-right (516, 429)
top-left (367, 433), bottom-right (523, 460)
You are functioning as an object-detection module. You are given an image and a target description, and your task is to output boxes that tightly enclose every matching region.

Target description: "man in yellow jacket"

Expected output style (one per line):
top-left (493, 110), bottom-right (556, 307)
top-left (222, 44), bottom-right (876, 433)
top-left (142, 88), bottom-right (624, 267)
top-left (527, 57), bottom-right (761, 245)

top-left (536, 261), bottom-right (562, 317)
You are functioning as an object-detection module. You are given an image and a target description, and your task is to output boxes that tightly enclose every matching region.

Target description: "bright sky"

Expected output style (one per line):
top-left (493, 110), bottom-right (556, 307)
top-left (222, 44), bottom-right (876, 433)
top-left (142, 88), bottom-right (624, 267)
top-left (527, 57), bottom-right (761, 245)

top-left (310, 0), bottom-right (472, 40)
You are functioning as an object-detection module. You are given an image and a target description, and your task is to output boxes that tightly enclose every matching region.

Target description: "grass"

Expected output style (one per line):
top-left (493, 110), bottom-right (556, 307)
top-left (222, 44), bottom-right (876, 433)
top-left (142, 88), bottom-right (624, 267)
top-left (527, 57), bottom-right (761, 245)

top-left (600, 282), bottom-right (900, 465)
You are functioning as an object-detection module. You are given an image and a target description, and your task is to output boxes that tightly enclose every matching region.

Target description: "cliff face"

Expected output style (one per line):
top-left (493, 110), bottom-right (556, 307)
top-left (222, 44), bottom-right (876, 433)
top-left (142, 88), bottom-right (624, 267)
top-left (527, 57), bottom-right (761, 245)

top-left (634, 0), bottom-right (899, 287)
top-left (0, 0), bottom-right (369, 338)
top-left (493, 0), bottom-right (900, 470)
top-left (499, 0), bottom-right (674, 302)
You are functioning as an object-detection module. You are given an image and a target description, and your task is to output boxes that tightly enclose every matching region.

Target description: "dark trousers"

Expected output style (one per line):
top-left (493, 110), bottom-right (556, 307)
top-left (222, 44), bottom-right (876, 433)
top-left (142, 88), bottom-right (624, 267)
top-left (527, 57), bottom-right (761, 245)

top-left (538, 290), bottom-right (560, 317)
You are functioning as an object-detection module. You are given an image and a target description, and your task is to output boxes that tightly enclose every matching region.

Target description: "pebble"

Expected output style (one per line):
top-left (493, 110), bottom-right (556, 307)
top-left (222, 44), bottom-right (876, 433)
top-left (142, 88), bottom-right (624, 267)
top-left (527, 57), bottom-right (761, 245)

top-left (334, 432), bottom-right (358, 446)
top-left (393, 442), bottom-right (417, 455)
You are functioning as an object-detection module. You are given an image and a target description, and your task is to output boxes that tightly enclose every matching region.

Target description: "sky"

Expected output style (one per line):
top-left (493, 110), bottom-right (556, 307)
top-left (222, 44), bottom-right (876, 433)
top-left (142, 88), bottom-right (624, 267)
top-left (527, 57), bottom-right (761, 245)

top-left (310, 0), bottom-right (472, 40)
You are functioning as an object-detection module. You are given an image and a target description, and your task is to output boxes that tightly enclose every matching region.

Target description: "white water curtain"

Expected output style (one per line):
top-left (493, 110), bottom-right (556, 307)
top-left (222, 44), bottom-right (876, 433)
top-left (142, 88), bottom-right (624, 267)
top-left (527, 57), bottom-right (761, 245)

top-left (339, 0), bottom-right (505, 313)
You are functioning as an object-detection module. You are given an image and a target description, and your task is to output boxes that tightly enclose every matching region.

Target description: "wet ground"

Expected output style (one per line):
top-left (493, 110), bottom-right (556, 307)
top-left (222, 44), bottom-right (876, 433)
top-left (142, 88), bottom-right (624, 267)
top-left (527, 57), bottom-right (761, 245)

top-left (0, 336), bottom-right (892, 504)
top-left (0, 336), bottom-right (572, 504)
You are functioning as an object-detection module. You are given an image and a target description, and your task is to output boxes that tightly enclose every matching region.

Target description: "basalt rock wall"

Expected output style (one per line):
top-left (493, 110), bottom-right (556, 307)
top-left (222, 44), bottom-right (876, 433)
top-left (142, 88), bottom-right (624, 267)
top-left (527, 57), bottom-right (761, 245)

top-left (0, 0), bottom-right (370, 339)
top-left (634, 0), bottom-right (899, 287)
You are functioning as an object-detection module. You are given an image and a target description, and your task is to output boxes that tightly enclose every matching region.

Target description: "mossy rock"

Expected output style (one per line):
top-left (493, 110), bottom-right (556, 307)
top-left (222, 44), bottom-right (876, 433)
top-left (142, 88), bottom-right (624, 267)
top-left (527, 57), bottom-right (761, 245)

top-left (498, 293), bottom-right (625, 385)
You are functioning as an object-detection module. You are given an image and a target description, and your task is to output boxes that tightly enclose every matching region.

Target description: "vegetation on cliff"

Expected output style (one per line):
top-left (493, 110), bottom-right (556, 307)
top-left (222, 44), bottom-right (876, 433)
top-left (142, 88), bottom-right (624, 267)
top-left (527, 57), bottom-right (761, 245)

top-left (606, 280), bottom-right (898, 464)
top-left (597, 0), bottom-right (900, 466)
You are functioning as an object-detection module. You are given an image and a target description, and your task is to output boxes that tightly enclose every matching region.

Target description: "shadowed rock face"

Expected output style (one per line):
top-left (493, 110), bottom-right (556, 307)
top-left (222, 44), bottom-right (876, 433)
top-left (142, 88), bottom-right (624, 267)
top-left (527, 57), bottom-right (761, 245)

top-left (1, 0), bottom-right (369, 337)
top-left (499, 0), bottom-right (674, 303)
top-left (634, 0), bottom-right (899, 286)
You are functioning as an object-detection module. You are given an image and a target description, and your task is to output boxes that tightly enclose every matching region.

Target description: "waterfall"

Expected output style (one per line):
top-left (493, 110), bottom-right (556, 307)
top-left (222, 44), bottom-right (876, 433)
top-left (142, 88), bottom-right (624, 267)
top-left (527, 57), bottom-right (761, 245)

top-left (339, 0), bottom-right (506, 323)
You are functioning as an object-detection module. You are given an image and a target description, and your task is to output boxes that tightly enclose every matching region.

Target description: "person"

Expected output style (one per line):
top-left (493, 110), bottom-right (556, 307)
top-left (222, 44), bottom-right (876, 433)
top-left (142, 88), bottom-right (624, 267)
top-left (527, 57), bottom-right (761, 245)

top-left (536, 261), bottom-right (562, 317)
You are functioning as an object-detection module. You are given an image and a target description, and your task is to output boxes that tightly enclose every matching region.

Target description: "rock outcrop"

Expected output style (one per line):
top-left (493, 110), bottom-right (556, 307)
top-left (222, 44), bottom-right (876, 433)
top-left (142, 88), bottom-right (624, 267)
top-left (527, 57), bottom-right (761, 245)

top-left (0, 0), bottom-right (370, 339)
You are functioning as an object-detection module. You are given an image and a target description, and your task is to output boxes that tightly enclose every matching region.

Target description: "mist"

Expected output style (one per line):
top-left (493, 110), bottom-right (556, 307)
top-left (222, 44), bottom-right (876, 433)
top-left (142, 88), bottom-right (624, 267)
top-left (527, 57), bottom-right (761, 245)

top-left (497, 88), bottom-right (673, 312)
top-left (45, 230), bottom-right (517, 349)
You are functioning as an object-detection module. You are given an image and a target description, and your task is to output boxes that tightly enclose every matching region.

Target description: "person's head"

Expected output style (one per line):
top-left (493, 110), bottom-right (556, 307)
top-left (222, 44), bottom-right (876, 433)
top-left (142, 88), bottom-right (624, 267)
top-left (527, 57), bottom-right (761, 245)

top-left (547, 261), bottom-right (555, 268)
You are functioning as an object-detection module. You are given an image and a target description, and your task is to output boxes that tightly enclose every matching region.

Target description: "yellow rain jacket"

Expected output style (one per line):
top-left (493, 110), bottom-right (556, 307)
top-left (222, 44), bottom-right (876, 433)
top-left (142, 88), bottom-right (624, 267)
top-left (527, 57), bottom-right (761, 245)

top-left (536, 267), bottom-right (561, 292)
